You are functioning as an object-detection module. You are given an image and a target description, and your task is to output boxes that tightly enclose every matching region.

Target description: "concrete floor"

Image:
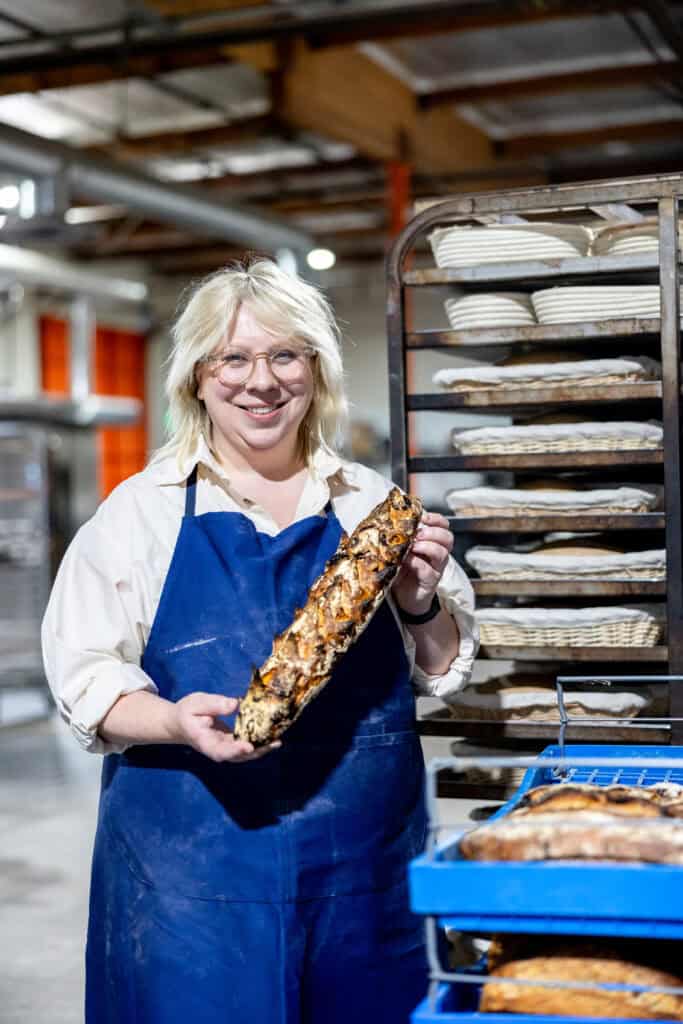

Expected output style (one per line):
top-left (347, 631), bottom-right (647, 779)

top-left (0, 709), bottom-right (497, 1023)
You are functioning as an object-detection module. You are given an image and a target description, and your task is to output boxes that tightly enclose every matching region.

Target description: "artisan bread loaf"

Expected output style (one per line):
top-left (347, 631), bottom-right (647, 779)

top-left (459, 812), bottom-right (683, 863)
top-left (234, 487), bottom-right (422, 746)
top-left (481, 935), bottom-right (683, 1020)
top-left (512, 782), bottom-right (683, 818)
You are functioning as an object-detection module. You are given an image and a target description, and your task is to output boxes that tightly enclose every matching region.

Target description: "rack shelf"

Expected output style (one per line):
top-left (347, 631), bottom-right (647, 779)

top-left (408, 382), bottom-right (661, 411)
top-left (403, 251), bottom-right (661, 286)
top-left (410, 450), bottom-right (663, 472)
top-left (417, 711), bottom-right (670, 743)
top-left (449, 513), bottom-right (665, 532)
top-left (472, 579), bottom-right (666, 597)
top-left (407, 318), bottom-right (663, 349)
top-left (480, 644), bottom-right (668, 661)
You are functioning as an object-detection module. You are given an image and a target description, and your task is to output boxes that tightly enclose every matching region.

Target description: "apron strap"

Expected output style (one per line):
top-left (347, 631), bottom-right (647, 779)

top-left (184, 465), bottom-right (198, 517)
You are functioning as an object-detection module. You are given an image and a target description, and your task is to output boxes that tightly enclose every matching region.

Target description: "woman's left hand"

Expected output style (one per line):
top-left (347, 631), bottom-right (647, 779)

top-left (392, 511), bottom-right (453, 618)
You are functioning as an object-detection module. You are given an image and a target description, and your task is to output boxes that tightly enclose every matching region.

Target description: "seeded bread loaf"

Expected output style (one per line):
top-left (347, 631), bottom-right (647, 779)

top-left (234, 487), bottom-right (422, 746)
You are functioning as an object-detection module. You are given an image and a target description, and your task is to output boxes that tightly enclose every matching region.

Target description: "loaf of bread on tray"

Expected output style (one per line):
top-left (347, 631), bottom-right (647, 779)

top-left (459, 782), bottom-right (683, 863)
top-left (514, 782), bottom-right (683, 818)
top-left (233, 487), bottom-right (422, 746)
top-left (481, 935), bottom-right (683, 1020)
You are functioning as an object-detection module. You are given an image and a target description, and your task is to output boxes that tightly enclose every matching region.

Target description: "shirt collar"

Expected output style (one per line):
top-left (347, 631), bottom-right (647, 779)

top-left (148, 436), bottom-right (358, 489)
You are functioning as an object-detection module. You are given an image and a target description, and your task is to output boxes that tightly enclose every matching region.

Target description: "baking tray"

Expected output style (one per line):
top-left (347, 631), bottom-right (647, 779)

top-left (412, 980), bottom-right (683, 1024)
top-left (410, 744), bottom-right (683, 939)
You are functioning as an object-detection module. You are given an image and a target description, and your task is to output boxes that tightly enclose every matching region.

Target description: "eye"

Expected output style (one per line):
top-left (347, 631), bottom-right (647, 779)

top-left (222, 350), bottom-right (249, 368)
top-left (271, 348), bottom-right (300, 365)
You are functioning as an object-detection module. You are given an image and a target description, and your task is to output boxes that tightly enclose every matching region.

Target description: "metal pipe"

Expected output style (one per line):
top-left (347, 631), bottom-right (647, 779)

top-left (0, 243), bottom-right (147, 303)
top-left (69, 296), bottom-right (94, 402)
top-left (0, 122), bottom-right (313, 252)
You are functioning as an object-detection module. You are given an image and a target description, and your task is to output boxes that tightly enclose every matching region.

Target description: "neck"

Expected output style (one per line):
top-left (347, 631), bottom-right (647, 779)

top-left (211, 431), bottom-right (305, 482)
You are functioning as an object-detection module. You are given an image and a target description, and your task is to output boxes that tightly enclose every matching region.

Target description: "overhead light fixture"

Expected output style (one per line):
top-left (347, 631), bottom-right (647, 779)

top-left (0, 184), bottom-right (19, 210)
top-left (306, 248), bottom-right (336, 271)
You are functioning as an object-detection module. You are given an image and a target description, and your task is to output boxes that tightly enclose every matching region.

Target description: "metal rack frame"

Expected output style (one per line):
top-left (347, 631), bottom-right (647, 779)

top-left (386, 173), bottom-right (683, 744)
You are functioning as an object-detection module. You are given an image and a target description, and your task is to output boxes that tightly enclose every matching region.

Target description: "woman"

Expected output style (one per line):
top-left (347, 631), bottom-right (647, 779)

top-left (42, 258), bottom-right (478, 1024)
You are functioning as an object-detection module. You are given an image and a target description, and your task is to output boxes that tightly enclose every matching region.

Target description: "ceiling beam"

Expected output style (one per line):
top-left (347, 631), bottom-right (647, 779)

top-left (418, 59), bottom-right (683, 109)
top-left (91, 114), bottom-right (280, 159)
top-left (0, 47), bottom-right (236, 97)
top-left (280, 41), bottom-right (494, 173)
top-left (0, 1), bottom-right (665, 79)
top-left (501, 118), bottom-right (683, 159)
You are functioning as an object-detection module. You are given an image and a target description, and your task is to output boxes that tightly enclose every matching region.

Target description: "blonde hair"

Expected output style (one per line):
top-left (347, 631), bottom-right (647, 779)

top-left (157, 258), bottom-right (348, 466)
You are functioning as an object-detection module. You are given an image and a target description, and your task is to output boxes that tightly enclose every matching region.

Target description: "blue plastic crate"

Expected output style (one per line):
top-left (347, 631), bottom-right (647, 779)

top-left (410, 745), bottom-right (683, 939)
top-left (411, 983), bottom-right (683, 1024)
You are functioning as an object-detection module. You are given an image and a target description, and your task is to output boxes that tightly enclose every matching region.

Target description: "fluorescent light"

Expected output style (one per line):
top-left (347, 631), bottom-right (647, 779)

top-left (0, 185), bottom-right (19, 209)
top-left (306, 248), bottom-right (336, 271)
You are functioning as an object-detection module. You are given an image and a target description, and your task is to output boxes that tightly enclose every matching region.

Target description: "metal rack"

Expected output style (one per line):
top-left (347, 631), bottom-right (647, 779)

top-left (386, 174), bottom-right (683, 751)
top-left (0, 423), bottom-right (53, 719)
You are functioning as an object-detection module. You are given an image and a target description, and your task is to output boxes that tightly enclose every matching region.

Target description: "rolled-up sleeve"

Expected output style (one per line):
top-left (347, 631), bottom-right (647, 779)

top-left (404, 554), bottom-right (479, 700)
top-left (41, 510), bottom-right (158, 754)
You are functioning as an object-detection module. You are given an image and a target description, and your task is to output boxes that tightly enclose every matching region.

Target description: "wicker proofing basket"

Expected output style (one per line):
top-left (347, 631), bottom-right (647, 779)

top-left (456, 435), bottom-right (661, 455)
top-left (454, 500), bottom-right (653, 516)
top-left (478, 618), bottom-right (663, 647)
top-left (442, 371), bottom-right (647, 393)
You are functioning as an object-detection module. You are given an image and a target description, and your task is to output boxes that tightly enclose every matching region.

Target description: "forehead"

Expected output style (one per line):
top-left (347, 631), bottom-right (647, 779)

top-left (226, 304), bottom-right (286, 348)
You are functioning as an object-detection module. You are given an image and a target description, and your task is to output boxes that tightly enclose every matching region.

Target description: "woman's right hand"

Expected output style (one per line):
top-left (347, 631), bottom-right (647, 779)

top-left (172, 692), bottom-right (280, 763)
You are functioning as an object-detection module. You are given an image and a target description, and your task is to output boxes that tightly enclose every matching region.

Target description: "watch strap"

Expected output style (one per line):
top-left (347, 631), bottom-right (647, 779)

top-left (395, 593), bottom-right (441, 625)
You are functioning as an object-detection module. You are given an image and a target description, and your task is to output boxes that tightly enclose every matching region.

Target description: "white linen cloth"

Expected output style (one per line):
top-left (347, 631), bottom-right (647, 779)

top-left (452, 420), bottom-right (663, 451)
top-left (445, 485), bottom-right (659, 513)
top-left (465, 546), bottom-right (666, 578)
top-left (42, 438), bottom-right (478, 753)
top-left (433, 356), bottom-right (661, 391)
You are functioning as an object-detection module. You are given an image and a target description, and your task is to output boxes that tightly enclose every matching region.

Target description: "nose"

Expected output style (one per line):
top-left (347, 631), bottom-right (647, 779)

top-left (246, 353), bottom-right (279, 389)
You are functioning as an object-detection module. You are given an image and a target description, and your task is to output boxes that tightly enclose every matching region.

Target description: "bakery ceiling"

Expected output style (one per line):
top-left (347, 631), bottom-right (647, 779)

top-left (0, 0), bottom-right (680, 273)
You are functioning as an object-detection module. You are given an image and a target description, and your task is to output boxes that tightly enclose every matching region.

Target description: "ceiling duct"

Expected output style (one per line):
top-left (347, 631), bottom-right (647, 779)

top-left (0, 122), bottom-right (313, 254)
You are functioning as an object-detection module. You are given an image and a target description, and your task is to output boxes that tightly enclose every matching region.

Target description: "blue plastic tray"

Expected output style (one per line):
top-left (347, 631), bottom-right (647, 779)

top-left (410, 745), bottom-right (683, 939)
top-left (411, 983), bottom-right (682, 1024)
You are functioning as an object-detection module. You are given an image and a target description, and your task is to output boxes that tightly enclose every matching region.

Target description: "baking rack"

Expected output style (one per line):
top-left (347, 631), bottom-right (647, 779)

top-left (386, 173), bottom-right (683, 753)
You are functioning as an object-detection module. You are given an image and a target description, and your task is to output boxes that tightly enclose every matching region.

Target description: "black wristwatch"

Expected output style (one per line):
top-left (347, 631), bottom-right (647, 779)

top-left (395, 593), bottom-right (441, 625)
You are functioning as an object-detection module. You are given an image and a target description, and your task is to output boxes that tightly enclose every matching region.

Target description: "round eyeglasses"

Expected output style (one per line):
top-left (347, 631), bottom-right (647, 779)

top-left (201, 346), bottom-right (315, 386)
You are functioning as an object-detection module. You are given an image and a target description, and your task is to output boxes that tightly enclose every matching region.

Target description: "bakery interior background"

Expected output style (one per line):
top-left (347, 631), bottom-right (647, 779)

top-left (1, 1), bottom-right (683, 1021)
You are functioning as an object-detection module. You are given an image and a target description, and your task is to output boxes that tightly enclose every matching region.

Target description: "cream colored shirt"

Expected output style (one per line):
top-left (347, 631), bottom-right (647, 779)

top-left (42, 438), bottom-right (478, 754)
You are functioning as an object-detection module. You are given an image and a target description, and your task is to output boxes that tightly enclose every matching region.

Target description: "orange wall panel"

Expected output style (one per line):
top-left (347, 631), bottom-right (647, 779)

top-left (40, 315), bottom-right (148, 498)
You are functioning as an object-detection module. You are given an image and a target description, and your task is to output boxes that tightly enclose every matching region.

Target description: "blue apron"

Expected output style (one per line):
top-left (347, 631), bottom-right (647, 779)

top-left (86, 467), bottom-right (427, 1023)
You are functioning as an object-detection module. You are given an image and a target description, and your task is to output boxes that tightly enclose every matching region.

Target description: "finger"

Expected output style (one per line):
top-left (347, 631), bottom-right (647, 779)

top-left (409, 540), bottom-right (451, 570)
top-left (420, 511), bottom-right (450, 530)
top-left (415, 525), bottom-right (453, 552)
top-left (190, 693), bottom-right (239, 717)
top-left (400, 553), bottom-right (441, 588)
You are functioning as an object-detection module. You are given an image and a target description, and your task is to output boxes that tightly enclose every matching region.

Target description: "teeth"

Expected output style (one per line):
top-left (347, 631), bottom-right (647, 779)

top-left (248, 405), bottom-right (278, 415)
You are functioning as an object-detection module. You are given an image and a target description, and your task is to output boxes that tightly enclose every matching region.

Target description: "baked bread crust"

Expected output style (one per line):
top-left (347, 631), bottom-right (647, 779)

top-left (482, 937), bottom-right (683, 1019)
top-left (459, 811), bottom-right (683, 864)
top-left (513, 782), bottom-right (683, 819)
top-left (233, 487), bottom-right (422, 746)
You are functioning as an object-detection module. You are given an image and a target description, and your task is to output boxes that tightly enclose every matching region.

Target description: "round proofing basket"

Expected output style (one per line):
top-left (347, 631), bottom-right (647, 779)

top-left (455, 435), bottom-right (661, 454)
top-left (478, 618), bottom-right (664, 647)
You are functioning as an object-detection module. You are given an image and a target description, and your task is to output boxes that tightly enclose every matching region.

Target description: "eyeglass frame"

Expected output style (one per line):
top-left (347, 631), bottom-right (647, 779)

top-left (198, 343), bottom-right (317, 386)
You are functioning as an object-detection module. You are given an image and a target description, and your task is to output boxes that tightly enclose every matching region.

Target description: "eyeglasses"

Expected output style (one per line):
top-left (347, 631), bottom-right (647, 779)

top-left (201, 345), bottom-right (315, 386)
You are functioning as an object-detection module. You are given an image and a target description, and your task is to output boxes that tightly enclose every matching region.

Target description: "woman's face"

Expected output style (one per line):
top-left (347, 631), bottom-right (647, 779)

top-left (196, 304), bottom-right (315, 464)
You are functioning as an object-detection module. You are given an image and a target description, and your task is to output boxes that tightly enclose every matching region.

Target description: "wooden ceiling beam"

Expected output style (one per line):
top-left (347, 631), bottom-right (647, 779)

top-left (0, 47), bottom-right (234, 98)
top-left (418, 59), bottom-right (683, 109)
top-left (280, 41), bottom-right (494, 173)
top-left (91, 114), bottom-right (281, 159)
top-left (502, 118), bottom-right (683, 158)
